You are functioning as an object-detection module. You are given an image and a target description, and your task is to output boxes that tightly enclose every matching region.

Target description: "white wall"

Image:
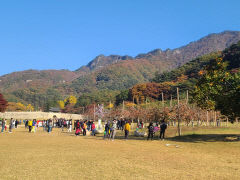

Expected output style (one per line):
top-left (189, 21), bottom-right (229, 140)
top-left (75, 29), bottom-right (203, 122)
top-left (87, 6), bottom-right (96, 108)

top-left (0, 112), bottom-right (83, 120)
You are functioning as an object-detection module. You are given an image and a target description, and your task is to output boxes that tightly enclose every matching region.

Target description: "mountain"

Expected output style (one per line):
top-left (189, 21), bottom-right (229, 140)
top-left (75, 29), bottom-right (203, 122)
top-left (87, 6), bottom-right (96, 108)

top-left (1, 31), bottom-right (240, 107)
top-left (76, 30), bottom-right (240, 74)
top-left (135, 31), bottom-right (240, 66)
top-left (68, 31), bottom-right (240, 93)
top-left (76, 54), bottom-right (133, 72)
top-left (151, 40), bottom-right (240, 100)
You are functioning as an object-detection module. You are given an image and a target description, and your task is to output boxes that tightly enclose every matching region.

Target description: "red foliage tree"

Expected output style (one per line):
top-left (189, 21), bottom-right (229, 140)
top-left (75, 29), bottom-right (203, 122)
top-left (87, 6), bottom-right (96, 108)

top-left (129, 82), bottom-right (173, 104)
top-left (0, 93), bottom-right (8, 112)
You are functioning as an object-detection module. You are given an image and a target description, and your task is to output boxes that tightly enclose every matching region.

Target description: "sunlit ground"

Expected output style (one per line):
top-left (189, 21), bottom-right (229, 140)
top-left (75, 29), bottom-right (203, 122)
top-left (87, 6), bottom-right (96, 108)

top-left (0, 125), bottom-right (239, 180)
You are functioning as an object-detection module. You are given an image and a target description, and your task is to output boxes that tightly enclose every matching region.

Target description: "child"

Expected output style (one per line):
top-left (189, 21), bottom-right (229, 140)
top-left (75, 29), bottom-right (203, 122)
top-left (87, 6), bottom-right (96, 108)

top-left (32, 119), bottom-right (36, 133)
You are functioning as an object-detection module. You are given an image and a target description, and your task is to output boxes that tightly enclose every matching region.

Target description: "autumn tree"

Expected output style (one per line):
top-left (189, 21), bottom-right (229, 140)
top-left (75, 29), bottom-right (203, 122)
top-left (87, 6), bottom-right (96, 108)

top-left (58, 100), bottom-right (65, 109)
top-left (0, 93), bottom-right (8, 112)
top-left (26, 104), bottom-right (34, 111)
top-left (64, 95), bottom-right (77, 106)
top-left (193, 57), bottom-right (240, 122)
top-left (129, 82), bottom-right (173, 104)
top-left (106, 102), bottom-right (114, 109)
top-left (16, 102), bottom-right (27, 111)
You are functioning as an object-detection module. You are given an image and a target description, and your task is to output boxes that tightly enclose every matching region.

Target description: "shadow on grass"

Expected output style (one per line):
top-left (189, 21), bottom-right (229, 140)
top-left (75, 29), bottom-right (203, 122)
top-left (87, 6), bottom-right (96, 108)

top-left (167, 134), bottom-right (240, 143)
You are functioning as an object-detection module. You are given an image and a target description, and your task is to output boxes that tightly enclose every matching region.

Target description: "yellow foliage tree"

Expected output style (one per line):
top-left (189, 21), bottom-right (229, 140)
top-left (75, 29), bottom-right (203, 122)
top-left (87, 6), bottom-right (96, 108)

top-left (64, 96), bottom-right (77, 106)
top-left (106, 102), bottom-right (114, 109)
top-left (125, 102), bottom-right (136, 107)
top-left (58, 100), bottom-right (65, 109)
top-left (16, 102), bottom-right (26, 111)
top-left (26, 104), bottom-right (34, 112)
top-left (176, 74), bottom-right (188, 82)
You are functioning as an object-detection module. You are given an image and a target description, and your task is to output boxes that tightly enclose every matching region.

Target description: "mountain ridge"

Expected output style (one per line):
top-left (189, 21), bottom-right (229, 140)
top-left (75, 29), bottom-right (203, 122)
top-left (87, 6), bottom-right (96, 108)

top-left (1, 30), bottom-right (240, 107)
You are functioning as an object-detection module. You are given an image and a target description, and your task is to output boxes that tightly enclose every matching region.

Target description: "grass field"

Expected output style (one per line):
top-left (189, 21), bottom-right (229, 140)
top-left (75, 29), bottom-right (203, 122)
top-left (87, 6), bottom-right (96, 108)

top-left (0, 126), bottom-right (240, 180)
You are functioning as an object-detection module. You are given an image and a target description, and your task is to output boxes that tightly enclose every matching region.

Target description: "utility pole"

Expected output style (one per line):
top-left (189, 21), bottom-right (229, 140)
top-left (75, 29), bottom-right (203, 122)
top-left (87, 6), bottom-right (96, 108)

top-left (122, 100), bottom-right (125, 118)
top-left (110, 101), bottom-right (112, 120)
top-left (145, 98), bottom-right (147, 109)
top-left (206, 111), bottom-right (209, 126)
top-left (162, 92), bottom-right (164, 107)
top-left (170, 95), bottom-right (173, 108)
top-left (177, 88), bottom-right (181, 136)
top-left (93, 104), bottom-right (96, 122)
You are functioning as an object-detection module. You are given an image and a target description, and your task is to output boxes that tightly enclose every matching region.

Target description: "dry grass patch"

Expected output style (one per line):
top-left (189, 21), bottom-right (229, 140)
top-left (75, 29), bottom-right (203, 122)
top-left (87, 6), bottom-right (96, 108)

top-left (0, 126), bottom-right (239, 180)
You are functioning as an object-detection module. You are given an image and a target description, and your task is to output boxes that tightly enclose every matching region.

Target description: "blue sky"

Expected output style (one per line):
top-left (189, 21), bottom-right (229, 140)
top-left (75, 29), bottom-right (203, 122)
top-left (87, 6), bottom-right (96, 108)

top-left (0, 0), bottom-right (240, 75)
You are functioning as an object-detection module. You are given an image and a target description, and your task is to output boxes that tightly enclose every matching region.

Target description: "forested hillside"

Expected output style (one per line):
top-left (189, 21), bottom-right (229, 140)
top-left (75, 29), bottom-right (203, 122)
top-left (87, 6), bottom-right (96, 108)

top-left (1, 31), bottom-right (240, 109)
top-left (65, 31), bottom-right (240, 93)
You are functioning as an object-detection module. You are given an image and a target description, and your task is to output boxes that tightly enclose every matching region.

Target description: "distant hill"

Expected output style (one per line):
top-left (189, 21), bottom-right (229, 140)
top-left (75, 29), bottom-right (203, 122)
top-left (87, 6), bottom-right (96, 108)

top-left (0, 70), bottom-right (81, 92)
top-left (1, 31), bottom-right (240, 107)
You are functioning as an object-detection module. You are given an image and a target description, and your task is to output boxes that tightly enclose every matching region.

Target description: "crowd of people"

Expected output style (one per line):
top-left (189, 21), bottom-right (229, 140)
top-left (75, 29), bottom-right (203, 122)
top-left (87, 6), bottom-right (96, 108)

top-left (0, 118), bottom-right (21, 133)
top-left (74, 120), bottom-right (96, 136)
top-left (0, 117), bottom-right (168, 141)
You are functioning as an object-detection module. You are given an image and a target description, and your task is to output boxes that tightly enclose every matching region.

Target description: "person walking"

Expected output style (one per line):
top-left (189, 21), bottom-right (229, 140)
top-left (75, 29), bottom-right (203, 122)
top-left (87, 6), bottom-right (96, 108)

top-left (25, 120), bottom-right (28, 129)
top-left (117, 120), bottom-right (121, 130)
top-left (91, 121), bottom-right (96, 136)
top-left (124, 120), bottom-right (130, 140)
top-left (66, 120), bottom-right (69, 131)
top-left (147, 122), bottom-right (154, 140)
top-left (32, 119), bottom-right (36, 133)
top-left (48, 119), bottom-right (53, 133)
top-left (4, 120), bottom-right (7, 131)
top-left (9, 118), bottom-right (13, 133)
top-left (104, 121), bottom-right (110, 139)
top-left (15, 120), bottom-right (18, 128)
top-left (12, 120), bottom-right (15, 129)
top-left (42, 120), bottom-right (46, 131)
top-left (68, 119), bottom-right (72, 132)
top-left (62, 119), bottom-right (65, 132)
top-left (121, 119), bottom-right (125, 131)
top-left (75, 120), bottom-right (81, 136)
top-left (82, 121), bottom-right (87, 136)
top-left (1, 119), bottom-right (6, 133)
top-left (28, 119), bottom-right (33, 133)
top-left (160, 120), bottom-right (167, 140)
top-left (110, 120), bottom-right (117, 141)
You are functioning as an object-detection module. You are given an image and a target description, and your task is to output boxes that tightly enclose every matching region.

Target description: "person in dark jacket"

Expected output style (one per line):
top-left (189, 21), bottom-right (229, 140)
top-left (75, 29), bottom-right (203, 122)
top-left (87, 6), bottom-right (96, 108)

top-left (48, 119), bottom-right (53, 133)
top-left (121, 119), bottom-right (125, 131)
top-left (160, 120), bottom-right (167, 140)
top-left (147, 122), bottom-right (154, 140)
top-left (104, 121), bottom-right (110, 139)
top-left (15, 120), bottom-right (18, 128)
top-left (25, 120), bottom-right (28, 129)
